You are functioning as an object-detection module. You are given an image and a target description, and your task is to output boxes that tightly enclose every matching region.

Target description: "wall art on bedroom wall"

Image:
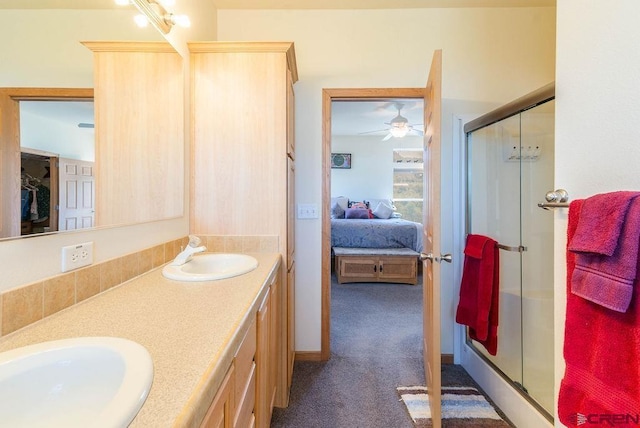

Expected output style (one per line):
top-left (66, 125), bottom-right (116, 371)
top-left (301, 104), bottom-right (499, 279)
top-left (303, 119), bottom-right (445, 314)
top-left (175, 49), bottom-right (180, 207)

top-left (331, 153), bottom-right (351, 169)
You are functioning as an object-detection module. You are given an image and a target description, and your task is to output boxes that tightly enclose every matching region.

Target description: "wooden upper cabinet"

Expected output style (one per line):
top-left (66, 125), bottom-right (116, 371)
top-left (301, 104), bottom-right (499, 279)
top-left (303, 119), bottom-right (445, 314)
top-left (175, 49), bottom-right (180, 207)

top-left (189, 42), bottom-right (297, 240)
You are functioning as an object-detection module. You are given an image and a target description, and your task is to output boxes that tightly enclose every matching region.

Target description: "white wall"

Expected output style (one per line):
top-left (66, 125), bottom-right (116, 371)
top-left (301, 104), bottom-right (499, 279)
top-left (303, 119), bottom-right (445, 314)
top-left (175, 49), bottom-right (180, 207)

top-left (218, 7), bottom-right (556, 353)
top-left (331, 135), bottom-right (422, 200)
top-left (554, 1), bottom-right (640, 424)
top-left (21, 108), bottom-right (95, 162)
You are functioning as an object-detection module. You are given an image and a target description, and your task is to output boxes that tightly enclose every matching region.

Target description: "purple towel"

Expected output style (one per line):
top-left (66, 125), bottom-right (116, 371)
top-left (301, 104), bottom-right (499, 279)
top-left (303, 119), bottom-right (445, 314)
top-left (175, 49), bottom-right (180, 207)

top-left (569, 191), bottom-right (640, 312)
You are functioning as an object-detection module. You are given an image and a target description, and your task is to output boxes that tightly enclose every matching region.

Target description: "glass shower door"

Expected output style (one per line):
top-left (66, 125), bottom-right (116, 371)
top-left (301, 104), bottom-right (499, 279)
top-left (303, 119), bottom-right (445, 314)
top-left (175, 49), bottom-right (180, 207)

top-left (520, 100), bottom-right (555, 413)
top-left (466, 98), bottom-right (555, 416)
top-left (467, 114), bottom-right (523, 387)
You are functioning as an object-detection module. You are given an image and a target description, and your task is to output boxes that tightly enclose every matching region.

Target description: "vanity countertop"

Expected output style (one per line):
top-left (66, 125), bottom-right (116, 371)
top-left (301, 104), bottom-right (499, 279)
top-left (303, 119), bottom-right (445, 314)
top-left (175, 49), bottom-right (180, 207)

top-left (0, 252), bottom-right (281, 427)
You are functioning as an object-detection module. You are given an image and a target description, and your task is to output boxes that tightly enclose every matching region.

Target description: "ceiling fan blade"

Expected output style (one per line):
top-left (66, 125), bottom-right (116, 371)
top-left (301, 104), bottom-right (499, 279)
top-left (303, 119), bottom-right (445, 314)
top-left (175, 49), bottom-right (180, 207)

top-left (381, 132), bottom-right (393, 141)
top-left (78, 122), bottom-right (94, 129)
top-left (410, 129), bottom-right (425, 136)
top-left (358, 128), bottom-right (389, 135)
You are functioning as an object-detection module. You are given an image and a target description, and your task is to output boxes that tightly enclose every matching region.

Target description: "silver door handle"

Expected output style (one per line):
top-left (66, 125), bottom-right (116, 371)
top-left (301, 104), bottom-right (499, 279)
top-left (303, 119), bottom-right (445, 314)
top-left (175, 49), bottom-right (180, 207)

top-left (420, 252), bottom-right (435, 262)
top-left (420, 253), bottom-right (452, 263)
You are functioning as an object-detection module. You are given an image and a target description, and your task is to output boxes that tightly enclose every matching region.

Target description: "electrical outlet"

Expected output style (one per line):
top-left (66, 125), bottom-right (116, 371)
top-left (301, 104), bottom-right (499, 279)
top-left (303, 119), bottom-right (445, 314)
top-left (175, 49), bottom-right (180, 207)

top-left (61, 242), bottom-right (94, 272)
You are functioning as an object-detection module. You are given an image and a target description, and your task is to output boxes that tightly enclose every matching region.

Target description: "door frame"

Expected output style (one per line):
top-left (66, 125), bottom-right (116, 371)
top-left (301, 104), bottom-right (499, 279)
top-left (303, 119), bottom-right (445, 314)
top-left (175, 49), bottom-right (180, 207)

top-left (320, 88), bottom-right (425, 360)
top-left (0, 88), bottom-right (94, 238)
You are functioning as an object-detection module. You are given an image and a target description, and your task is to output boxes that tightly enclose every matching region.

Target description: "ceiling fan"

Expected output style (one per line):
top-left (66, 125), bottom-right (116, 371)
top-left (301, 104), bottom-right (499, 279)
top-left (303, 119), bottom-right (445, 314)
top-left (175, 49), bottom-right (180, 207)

top-left (360, 102), bottom-right (423, 141)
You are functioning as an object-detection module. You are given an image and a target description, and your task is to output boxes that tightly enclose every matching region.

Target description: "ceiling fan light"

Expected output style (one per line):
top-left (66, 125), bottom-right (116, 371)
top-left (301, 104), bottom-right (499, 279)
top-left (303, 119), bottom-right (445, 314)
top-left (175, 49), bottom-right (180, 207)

top-left (390, 126), bottom-right (409, 138)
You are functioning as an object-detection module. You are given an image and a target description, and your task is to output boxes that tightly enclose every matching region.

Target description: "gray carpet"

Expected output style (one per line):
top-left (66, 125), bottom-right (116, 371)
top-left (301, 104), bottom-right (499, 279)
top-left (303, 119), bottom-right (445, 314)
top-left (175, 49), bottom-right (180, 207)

top-left (271, 275), bottom-right (511, 428)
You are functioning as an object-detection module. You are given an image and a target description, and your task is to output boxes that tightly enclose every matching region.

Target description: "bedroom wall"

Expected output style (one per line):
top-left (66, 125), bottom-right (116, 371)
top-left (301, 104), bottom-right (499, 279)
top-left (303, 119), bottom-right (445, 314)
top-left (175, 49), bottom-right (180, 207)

top-left (21, 106), bottom-right (95, 161)
top-left (331, 135), bottom-right (422, 202)
top-left (217, 7), bottom-right (556, 353)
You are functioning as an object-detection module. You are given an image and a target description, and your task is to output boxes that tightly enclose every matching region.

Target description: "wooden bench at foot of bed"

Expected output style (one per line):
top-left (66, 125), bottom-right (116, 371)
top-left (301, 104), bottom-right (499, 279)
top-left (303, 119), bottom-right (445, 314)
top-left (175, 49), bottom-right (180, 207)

top-left (333, 247), bottom-right (419, 285)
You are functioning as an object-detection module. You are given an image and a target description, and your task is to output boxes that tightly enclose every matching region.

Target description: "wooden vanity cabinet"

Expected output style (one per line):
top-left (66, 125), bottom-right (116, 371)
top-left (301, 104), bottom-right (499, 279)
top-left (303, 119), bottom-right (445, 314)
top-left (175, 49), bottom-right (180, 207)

top-left (201, 365), bottom-right (235, 428)
top-left (200, 268), bottom-right (281, 428)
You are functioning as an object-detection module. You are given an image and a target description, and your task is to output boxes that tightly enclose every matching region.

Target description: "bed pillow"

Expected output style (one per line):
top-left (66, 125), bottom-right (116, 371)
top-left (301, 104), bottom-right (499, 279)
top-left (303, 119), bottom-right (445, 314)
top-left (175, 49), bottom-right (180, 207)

top-left (345, 208), bottom-right (370, 219)
top-left (331, 196), bottom-right (349, 211)
top-left (367, 199), bottom-right (396, 211)
top-left (331, 201), bottom-right (345, 219)
top-left (372, 201), bottom-right (394, 219)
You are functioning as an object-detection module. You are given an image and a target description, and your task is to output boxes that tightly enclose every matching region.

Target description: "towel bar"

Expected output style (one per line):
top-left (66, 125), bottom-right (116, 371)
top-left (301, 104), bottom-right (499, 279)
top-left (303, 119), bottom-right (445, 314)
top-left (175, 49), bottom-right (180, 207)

top-left (497, 244), bottom-right (527, 253)
top-left (537, 202), bottom-right (570, 210)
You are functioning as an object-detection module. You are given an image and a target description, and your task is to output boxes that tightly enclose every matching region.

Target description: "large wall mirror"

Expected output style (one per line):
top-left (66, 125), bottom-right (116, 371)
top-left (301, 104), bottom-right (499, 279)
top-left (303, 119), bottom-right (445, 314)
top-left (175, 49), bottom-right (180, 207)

top-left (0, 1), bottom-right (183, 240)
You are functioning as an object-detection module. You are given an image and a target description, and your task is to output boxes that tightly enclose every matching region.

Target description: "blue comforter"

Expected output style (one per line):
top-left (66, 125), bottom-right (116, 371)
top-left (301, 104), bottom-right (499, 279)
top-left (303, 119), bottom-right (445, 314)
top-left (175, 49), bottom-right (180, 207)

top-left (331, 218), bottom-right (423, 252)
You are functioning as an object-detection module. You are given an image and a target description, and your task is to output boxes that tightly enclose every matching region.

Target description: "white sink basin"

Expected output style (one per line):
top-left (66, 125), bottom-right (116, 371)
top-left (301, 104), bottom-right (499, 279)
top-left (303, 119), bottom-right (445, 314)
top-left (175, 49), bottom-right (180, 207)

top-left (0, 337), bottom-right (153, 428)
top-left (162, 253), bottom-right (259, 282)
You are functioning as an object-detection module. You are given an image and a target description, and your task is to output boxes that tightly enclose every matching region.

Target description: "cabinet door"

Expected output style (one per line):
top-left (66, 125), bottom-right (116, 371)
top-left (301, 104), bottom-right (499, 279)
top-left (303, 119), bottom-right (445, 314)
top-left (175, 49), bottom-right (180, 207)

top-left (338, 256), bottom-right (378, 282)
top-left (378, 257), bottom-right (418, 284)
top-left (269, 276), bottom-right (279, 411)
top-left (234, 319), bottom-right (256, 428)
top-left (287, 261), bottom-right (295, 387)
top-left (287, 157), bottom-right (295, 268)
top-left (201, 365), bottom-right (234, 428)
top-left (255, 289), bottom-right (271, 428)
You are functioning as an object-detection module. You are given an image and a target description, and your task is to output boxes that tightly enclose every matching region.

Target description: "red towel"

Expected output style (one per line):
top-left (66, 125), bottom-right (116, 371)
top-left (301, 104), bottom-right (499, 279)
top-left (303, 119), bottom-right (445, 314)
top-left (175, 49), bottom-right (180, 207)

top-left (569, 191), bottom-right (640, 312)
top-left (558, 200), bottom-right (640, 426)
top-left (456, 234), bottom-right (500, 355)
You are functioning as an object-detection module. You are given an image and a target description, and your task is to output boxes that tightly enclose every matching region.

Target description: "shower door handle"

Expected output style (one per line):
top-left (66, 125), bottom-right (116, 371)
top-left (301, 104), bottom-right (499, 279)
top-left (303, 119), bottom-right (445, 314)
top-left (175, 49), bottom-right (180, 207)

top-left (420, 253), bottom-right (452, 263)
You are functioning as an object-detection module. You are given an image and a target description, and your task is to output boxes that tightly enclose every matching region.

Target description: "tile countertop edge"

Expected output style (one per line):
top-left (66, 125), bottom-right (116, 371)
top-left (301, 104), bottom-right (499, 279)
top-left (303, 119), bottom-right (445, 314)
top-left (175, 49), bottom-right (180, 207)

top-left (172, 255), bottom-right (281, 428)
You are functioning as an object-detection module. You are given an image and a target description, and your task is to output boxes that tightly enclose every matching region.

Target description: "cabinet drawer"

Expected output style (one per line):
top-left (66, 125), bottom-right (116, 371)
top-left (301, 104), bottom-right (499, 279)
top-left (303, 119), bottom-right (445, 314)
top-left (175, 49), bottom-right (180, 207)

top-left (235, 318), bottom-right (257, 411)
top-left (234, 363), bottom-right (256, 428)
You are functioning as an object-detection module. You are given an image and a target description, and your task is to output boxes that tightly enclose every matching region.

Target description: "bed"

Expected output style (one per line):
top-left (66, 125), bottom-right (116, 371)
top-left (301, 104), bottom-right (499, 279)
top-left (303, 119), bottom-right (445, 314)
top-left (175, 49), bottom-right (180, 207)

top-left (330, 218), bottom-right (424, 253)
top-left (330, 211), bottom-right (424, 284)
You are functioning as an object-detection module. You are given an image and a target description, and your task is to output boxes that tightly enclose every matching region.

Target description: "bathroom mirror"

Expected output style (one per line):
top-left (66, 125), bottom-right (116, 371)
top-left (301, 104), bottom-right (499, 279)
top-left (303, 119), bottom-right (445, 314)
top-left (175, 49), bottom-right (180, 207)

top-left (0, 2), bottom-right (182, 240)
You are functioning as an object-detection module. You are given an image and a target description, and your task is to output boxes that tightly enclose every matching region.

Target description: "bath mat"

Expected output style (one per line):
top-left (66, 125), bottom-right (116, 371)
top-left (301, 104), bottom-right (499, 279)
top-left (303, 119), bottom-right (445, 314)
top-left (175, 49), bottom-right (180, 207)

top-left (397, 386), bottom-right (511, 427)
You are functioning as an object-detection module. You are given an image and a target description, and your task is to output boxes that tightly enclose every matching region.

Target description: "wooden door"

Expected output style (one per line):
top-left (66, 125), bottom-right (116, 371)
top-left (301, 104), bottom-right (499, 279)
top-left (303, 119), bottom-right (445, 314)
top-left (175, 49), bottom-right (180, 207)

top-left (58, 158), bottom-right (95, 231)
top-left (422, 49), bottom-right (443, 426)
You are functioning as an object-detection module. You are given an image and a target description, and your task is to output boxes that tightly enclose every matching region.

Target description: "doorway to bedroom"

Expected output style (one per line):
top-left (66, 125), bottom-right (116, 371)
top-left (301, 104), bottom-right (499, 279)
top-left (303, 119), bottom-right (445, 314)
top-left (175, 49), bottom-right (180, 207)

top-left (321, 88), bottom-right (426, 361)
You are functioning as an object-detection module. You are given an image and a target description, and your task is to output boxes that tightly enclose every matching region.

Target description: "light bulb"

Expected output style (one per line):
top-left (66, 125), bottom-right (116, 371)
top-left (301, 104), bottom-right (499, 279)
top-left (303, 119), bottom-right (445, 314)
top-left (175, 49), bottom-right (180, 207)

top-left (389, 124), bottom-right (409, 138)
top-left (134, 14), bottom-right (149, 27)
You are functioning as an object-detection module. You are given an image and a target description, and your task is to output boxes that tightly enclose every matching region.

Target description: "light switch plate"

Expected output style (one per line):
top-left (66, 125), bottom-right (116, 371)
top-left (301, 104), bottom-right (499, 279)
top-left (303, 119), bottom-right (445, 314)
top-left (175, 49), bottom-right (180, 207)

top-left (61, 242), bottom-right (94, 272)
top-left (297, 203), bottom-right (318, 219)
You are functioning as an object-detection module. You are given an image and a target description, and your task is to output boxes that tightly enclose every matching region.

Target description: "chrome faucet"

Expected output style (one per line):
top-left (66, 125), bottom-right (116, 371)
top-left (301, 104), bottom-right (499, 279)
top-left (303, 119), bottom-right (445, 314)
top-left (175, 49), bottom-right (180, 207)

top-left (171, 235), bottom-right (207, 266)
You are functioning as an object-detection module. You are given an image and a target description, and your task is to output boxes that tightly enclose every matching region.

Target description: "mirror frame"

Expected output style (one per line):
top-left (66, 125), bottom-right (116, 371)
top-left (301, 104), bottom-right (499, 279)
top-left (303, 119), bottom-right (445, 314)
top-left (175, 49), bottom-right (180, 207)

top-left (0, 87), bottom-right (93, 239)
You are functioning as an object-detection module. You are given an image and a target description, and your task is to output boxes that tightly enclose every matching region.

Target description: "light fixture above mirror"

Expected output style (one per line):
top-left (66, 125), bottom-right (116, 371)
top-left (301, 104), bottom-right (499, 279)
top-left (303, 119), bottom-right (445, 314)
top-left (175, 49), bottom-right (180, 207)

top-left (118, 0), bottom-right (190, 34)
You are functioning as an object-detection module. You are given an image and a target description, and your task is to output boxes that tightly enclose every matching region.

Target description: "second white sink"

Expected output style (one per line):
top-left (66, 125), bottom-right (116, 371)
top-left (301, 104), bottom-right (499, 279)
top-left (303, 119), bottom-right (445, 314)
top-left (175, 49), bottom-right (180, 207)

top-left (162, 253), bottom-right (259, 282)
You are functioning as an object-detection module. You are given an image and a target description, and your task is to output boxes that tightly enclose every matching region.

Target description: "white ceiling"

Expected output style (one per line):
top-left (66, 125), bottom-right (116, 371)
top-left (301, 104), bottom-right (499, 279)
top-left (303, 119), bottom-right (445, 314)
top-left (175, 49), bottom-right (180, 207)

top-left (332, 99), bottom-right (424, 137)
